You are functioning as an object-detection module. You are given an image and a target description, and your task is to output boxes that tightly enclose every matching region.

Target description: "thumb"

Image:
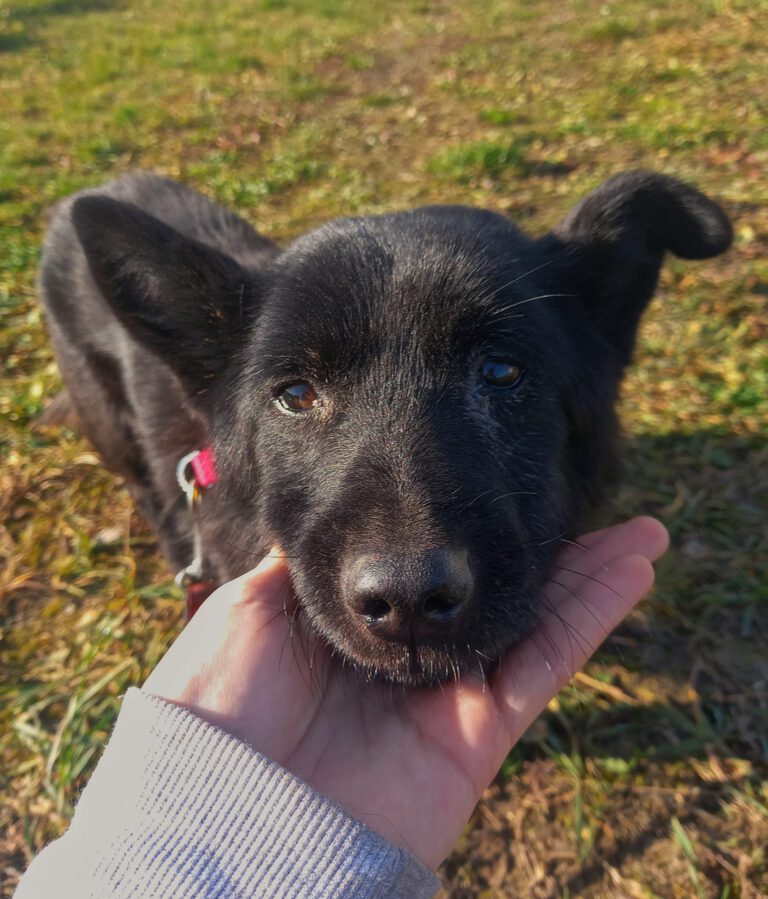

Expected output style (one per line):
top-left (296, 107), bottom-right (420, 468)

top-left (200, 549), bottom-right (293, 614)
top-left (143, 550), bottom-right (293, 697)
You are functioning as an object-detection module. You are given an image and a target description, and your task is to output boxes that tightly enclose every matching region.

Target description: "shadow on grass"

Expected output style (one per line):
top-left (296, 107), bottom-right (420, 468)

top-left (1, 0), bottom-right (122, 54)
top-left (0, 32), bottom-right (33, 53)
top-left (523, 427), bottom-right (767, 761)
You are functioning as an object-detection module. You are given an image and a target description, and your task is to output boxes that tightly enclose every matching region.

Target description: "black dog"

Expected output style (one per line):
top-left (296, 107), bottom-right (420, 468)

top-left (40, 171), bottom-right (731, 684)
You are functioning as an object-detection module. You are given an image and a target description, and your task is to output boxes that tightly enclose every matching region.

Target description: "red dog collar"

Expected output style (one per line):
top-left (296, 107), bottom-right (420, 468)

top-left (186, 580), bottom-right (218, 619)
top-left (189, 446), bottom-right (218, 488)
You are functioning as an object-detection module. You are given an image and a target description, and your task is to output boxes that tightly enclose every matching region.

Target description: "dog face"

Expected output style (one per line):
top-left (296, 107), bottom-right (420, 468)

top-left (71, 172), bottom-right (731, 684)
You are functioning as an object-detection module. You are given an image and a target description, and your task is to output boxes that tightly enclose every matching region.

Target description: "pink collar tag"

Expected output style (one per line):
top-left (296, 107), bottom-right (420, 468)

top-left (190, 447), bottom-right (218, 488)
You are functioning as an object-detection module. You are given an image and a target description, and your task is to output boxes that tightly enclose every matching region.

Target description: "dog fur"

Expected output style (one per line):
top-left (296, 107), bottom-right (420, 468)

top-left (40, 171), bottom-right (731, 684)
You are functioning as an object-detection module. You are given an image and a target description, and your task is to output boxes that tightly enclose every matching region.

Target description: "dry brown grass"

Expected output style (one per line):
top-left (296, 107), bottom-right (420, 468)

top-left (2, 0), bottom-right (767, 895)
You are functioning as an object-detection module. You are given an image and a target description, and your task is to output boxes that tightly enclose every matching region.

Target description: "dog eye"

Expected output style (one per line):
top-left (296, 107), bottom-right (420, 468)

top-left (480, 360), bottom-right (525, 389)
top-left (276, 381), bottom-right (319, 414)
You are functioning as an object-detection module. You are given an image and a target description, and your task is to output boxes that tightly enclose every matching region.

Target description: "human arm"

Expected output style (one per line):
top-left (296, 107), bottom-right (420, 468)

top-left (15, 516), bottom-right (668, 897)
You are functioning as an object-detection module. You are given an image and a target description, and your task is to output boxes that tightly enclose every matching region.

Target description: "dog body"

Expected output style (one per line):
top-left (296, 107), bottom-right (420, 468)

top-left (40, 171), bottom-right (731, 684)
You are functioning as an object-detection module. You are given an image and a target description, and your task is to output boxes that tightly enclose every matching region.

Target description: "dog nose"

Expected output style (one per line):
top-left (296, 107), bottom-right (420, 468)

top-left (343, 548), bottom-right (473, 643)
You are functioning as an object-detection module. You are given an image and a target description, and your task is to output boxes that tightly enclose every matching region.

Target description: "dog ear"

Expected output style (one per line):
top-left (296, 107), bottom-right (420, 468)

top-left (546, 171), bottom-right (732, 364)
top-left (71, 195), bottom-right (259, 400)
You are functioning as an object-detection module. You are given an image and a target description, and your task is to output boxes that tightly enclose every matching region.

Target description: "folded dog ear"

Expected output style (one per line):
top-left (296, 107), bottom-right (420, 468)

top-left (547, 171), bottom-right (732, 364)
top-left (72, 195), bottom-right (258, 399)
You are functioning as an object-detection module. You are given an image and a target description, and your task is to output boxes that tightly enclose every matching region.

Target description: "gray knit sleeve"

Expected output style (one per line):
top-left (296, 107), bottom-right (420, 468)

top-left (15, 688), bottom-right (440, 898)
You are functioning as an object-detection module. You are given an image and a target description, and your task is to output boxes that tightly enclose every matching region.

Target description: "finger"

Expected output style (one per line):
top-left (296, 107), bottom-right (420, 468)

top-left (565, 515), bottom-right (666, 551)
top-left (145, 550), bottom-right (296, 698)
top-left (570, 515), bottom-right (668, 557)
top-left (548, 516), bottom-right (668, 594)
top-left (495, 552), bottom-right (655, 740)
top-left (203, 548), bottom-right (293, 615)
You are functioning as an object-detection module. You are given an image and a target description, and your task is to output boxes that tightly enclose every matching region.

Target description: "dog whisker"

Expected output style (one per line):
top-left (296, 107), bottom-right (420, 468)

top-left (463, 488), bottom-right (499, 510)
top-left (476, 660), bottom-right (486, 691)
top-left (487, 490), bottom-right (538, 506)
top-left (545, 575), bottom-right (607, 632)
top-left (529, 631), bottom-right (560, 693)
top-left (488, 292), bottom-right (578, 317)
top-left (557, 537), bottom-right (610, 573)
top-left (549, 563), bottom-right (622, 598)
top-left (533, 529), bottom-right (571, 548)
top-left (538, 592), bottom-right (595, 661)
top-left (535, 601), bottom-right (582, 676)
top-left (482, 257), bottom-right (560, 301)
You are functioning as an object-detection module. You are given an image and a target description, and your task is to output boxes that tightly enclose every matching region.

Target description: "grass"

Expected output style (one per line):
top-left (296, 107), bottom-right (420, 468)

top-left (1, 0), bottom-right (767, 895)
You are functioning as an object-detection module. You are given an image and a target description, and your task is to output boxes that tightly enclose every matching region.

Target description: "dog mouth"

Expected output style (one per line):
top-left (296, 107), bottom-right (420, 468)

top-left (332, 635), bottom-right (498, 687)
top-left (291, 606), bottom-right (494, 686)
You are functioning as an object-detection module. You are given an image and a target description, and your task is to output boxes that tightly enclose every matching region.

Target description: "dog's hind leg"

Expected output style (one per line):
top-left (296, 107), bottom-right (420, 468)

top-left (35, 388), bottom-right (79, 430)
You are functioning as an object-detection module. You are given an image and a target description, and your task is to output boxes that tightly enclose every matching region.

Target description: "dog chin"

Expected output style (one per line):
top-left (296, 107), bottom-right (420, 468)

top-left (312, 622), bottom-right (503, 687)
top-left (345, 642), bottom-right (502, 687)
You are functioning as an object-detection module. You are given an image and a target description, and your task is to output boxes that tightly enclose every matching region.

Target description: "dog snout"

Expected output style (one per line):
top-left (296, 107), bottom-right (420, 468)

top-left (342, 548), bottom-right (473, 643)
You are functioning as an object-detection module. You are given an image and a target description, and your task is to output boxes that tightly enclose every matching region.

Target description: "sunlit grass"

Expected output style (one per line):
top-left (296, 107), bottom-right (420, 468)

top-left (1, 0), bottom-right (767, 894)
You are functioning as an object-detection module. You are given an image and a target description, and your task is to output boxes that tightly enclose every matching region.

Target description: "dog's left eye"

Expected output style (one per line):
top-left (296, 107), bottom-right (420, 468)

top-left (480, 359), bottom-right (525, 389)
top-left (276, 381), bottom-right (319, 414)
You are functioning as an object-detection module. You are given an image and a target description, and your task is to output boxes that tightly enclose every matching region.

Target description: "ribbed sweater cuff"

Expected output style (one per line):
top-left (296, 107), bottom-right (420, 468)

top-left (16, 687), bottom-right (439, 898)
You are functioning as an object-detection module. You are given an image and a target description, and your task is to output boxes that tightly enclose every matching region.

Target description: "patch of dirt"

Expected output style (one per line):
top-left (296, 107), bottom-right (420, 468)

top-left (440, 759), bottom-right (768, 898)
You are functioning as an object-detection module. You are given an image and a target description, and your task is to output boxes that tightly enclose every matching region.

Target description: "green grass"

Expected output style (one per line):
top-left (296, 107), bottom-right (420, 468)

top-left (428, 139), bottom-right (534, 181)
top-left (1, 0), bottom-right (767, 895)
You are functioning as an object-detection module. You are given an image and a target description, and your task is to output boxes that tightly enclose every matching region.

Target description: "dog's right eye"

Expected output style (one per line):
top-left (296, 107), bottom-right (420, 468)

top-left (480, 359), bottom-right (525, 390)
top-left (275, 381), bottom-right (319, 414)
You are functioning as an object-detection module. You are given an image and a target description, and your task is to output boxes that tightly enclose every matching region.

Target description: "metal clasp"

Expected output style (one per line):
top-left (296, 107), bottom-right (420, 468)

top-left (175, 450), bottom-right (205, 586)
top-left (175, 555), bottom-right (204, 587)
top-left (176, 450), bottom-right (202, 509)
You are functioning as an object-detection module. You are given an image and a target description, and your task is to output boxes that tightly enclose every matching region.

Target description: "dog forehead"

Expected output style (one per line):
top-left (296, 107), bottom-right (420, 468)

top-left (258, 209), bottom-right (542, 362)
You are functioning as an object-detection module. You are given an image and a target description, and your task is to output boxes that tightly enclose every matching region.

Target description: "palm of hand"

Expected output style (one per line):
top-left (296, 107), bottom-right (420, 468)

top-left (145, 517), bottom-right (667, 869)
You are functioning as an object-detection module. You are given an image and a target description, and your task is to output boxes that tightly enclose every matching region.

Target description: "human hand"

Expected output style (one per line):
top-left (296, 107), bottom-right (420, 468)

top-left (144, 516), bottom-right (668, 870)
